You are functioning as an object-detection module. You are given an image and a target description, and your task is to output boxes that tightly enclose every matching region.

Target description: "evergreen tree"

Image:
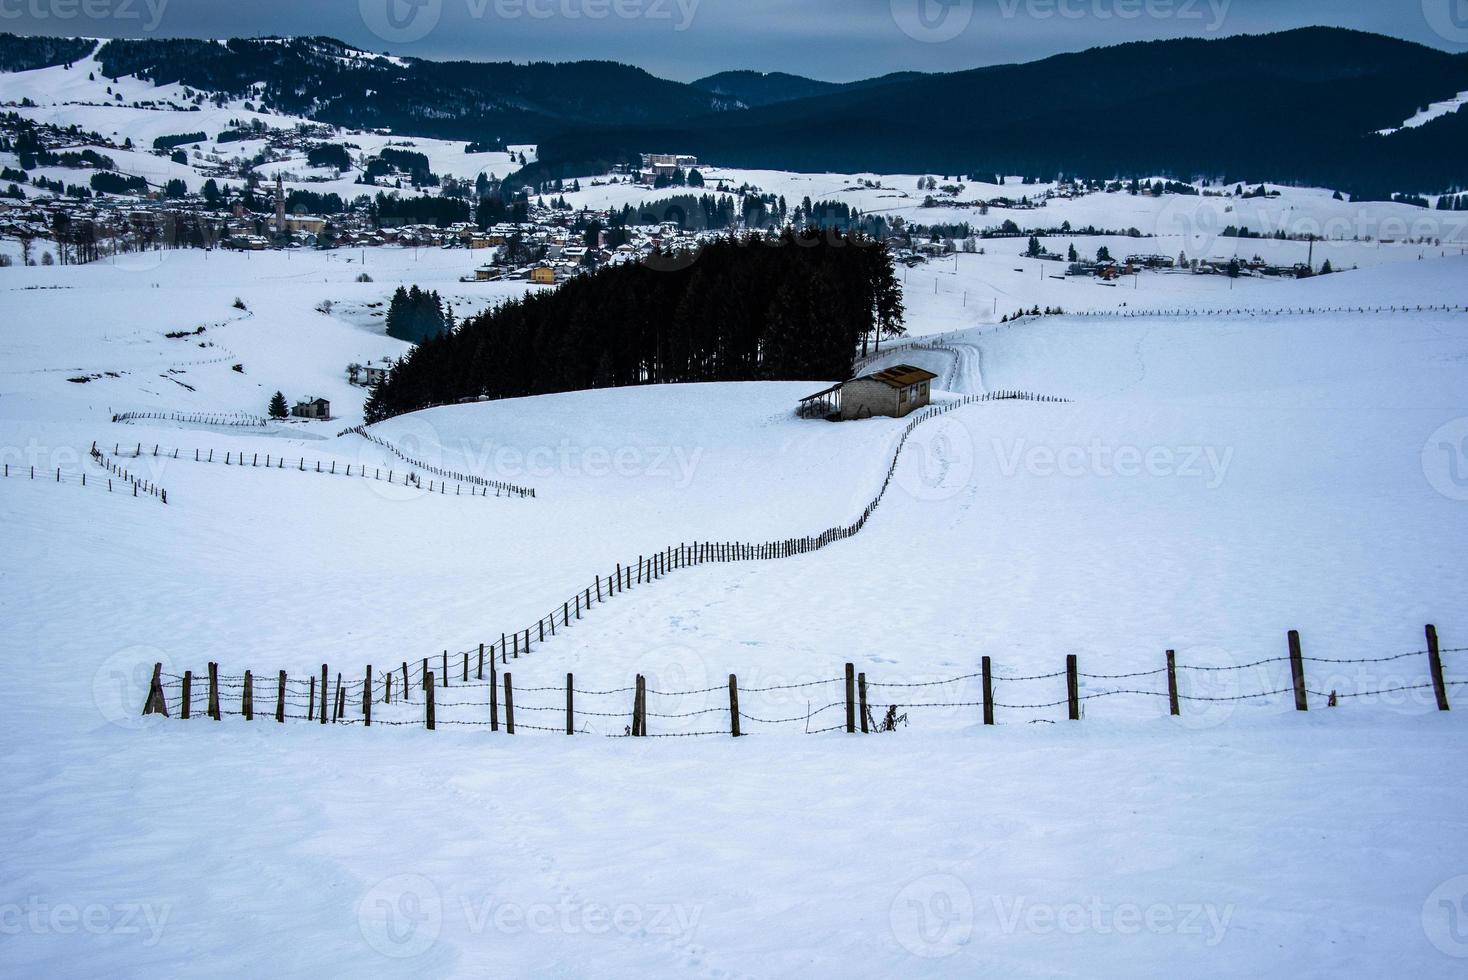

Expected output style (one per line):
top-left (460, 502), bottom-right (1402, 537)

top-left (268, 391), bottom-right (289, 419)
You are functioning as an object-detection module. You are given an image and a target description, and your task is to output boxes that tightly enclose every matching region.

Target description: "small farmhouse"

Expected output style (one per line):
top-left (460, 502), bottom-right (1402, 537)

top-left (347, 362), bottom-right (389, 387)
top-left (291, 397), bottom-right (330, 420)
top-left (799, 365), bottom-right (937, 420)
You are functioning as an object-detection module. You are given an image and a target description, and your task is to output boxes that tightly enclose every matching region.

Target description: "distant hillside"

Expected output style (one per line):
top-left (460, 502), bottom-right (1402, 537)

top-left (537, 29), bottom-right (1468, 197)
top-left (691, 71), bottom-right (839, 107)
top-left (4, 28), bottom-right (1466, 195)
top-left (82, 35), bottom-right (730, 145)
top-left (0, 33), bottom-right (94, 72)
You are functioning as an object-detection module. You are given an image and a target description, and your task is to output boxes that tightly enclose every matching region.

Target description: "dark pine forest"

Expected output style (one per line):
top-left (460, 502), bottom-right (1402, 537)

top-left (363, 231), bottom-right (904, 422)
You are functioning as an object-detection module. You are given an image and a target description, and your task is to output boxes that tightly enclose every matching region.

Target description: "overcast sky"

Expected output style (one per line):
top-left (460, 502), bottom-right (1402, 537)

top-left (5, 0), bottom-right (1464, 81)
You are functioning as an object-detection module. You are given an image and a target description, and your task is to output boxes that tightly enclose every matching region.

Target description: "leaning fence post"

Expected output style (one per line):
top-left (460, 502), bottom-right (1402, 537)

top-left (981, 656), bottom-right (994, 725)
top-left (334, 674), bottom-right (344, 722)
top-left (1066, 655), bottom-right (1079, 721)
top-left (1426, 624), bottom-right (1450, 711)
top-left (276, 671), bottom-right (286, 723)
top-left (566, 673), bottom-right (574, 735)
top-left (143, 662), bottom-right (168, 717)
top-left (728, 674), bottom-right (741, 737)
top-left (504, 673), bottom-right (515, 734)
top-left (858, 671), bottom-right (869, 733)
top-left (845, 663), bottom-right (856, 733)
top-left (364, 666), bottom-right (373, 727)
top-left (1288, 630), bottom-right (1308, 711)
top-left (208, 662), bottom-right (221, 721)
top-left (306, 674), bottom-right (314, 721)
top-left (425, 672), bottom-right (436, 730)
top-left (243, 670), bottom-right (254, 721)
top-left (1166, 650), bottom-right (1180, 716)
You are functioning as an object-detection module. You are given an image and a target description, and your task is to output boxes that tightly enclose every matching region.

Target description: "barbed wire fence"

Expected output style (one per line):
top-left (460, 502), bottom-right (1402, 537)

top-left (112, 410), bottom-right (268, 428)
top-left (100, 440), bottom-right (523, 499)
top-left (340, 426), bottom-right (537, 498)
top-left (140, 626), bottom-right (1464, 737)
top-left (0, 446), bottom-right (169, 505)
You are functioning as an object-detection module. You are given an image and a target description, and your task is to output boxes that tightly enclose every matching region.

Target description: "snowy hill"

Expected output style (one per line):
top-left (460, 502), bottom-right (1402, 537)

top-left (3, 226), bottom-right (1468, 974)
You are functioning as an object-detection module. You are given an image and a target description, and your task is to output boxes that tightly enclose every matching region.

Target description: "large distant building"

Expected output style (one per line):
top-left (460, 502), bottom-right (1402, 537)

top-left (640, 153), bottom-right (698, 178)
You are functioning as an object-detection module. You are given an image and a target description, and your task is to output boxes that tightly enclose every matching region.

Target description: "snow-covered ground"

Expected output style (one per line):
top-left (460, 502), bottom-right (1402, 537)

top-left (3, 228), bottom-right (1468, 976)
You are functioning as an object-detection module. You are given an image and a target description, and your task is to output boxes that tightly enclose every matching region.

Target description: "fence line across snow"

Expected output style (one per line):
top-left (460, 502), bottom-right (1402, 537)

top-left (101, 440), bottom-right (519, 499)
top-left (341, 426), bottom-right (536, 498)
top-left (113, 410), bottom-right (268, 428)
top-left (141, 626), bottom-right (1465, 737)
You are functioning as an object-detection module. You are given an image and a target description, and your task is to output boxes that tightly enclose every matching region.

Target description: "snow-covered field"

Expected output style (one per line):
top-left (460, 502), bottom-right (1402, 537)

top-left (3, 227), bottom-right (1468, 976)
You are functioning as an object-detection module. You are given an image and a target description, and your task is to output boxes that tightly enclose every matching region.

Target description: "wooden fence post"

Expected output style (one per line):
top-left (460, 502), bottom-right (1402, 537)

top-left (334, 674), bottom-right (344, 722)
top-left (441, 651), bottom-right (448, 687)
top-left (632, 674), bottom-right (645, 736)
top-left (845, 663), bottom-right (856, 733)
top-left (208, 662), bottom-right (220, 721)
top-left (1066, 655), bottom-right (1079, 721)
top-left (1288, 630), bottom-right (1308, 711)
top-left (728, 674), bottom-right (741, 738)
top-left (981, 656), bottom-right (993, 725)
top-left (566, 673), bottom-right (574, 735)
top-left (1427, 624), bottom-right (1450, 711)
top-left (143, 662), bottom-right (168, 717)
top-left (462, 652), bottom-right (468, 683)
top-left (243, 670), bottom-right (253, 721)
top-left (402, 661), bottom-right (410, 700)
top-left (1166, 650), bottom-right (1180, 716)
top-left (364, 666), bottom-right (372, 727)
top-left (858, 672), bottom-right (869, 733)
top-left (320, 664), bottom-right (329, 725)
top-left (182, 671), bottom-right (193, 720)
top-left (504, 673), bottom-right (515, 734)
top-left (490, 659), bottom-right (499, 731)
top-left (306, 674), bottom-right (313, 721)
top-left (477, 643), bottom-right (484, 680)
top-left (276, 671), bottom-right (286, 723)
top-left (425, 672), bottom-right (436, 730)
